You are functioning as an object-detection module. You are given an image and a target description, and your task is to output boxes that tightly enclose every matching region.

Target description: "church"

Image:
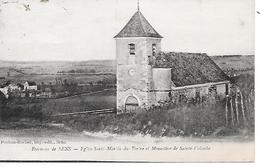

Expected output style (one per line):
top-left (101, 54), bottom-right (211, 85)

top-left (114, 8), bottom-right (230, 112)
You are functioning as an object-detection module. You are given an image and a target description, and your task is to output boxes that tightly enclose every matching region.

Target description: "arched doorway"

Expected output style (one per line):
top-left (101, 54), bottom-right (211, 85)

top-left (125, 96), bottom-right (139, 112)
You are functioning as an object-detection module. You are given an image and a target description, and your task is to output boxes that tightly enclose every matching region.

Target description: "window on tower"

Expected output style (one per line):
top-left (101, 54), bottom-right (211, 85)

top-left (128, 43), bottom-right (136, 64)
top-left (129, 43), bottom-right (135, 55)
top-left (152, 44), bottom-right (156, 56)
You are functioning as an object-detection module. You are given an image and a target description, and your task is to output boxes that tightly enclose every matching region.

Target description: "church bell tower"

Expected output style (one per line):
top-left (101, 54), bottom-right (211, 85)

top-left (114, 8), bottom-right (163, 112)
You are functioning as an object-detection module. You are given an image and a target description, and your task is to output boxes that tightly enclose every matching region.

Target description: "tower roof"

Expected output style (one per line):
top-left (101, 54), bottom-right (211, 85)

top-left (114, 11), bottom-right (163, 38)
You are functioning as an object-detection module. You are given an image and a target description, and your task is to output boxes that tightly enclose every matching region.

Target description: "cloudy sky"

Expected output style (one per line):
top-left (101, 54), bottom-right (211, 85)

top-left (0, 0), bottom-right (255, 61)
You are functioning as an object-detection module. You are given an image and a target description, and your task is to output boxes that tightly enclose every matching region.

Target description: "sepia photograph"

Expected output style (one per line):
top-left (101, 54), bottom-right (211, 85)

top-left (0, 0), bottom-right (255, 162)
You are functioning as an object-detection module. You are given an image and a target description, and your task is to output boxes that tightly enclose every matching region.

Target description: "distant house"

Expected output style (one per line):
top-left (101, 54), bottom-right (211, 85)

top-left (17, 83), bottom-right (24, 91)
top-left (0, 87), bottom-right (8, 98)
top-left (0, 82), bottom-right (21, 98)
top-left (25, 90), bottom-right (37, 98)
top-left (8, 84), bottom-right (20, 91)
top-left (24, 81), bottom-right (37, 90)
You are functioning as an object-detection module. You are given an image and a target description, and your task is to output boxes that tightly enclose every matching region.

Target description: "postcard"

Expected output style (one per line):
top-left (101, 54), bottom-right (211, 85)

top-left (0, 0), bottom-right (254, 162)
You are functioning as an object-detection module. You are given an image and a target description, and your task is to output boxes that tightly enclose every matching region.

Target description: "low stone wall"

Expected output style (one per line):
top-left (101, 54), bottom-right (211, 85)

top-left (117, 82), bottom-right (229, 111)
top-left (171, 82), bottom-right (229, 103)
top-left (154, 91), bottom-right (170, 103)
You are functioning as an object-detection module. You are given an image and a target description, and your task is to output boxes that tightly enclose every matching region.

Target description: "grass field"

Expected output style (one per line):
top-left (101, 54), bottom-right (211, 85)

top-left (211, 55), bottom-right (254, 76)
top-left (41, 89), bottom-right (116, 115)
top-left (0, 60), bottom-right (116, 85)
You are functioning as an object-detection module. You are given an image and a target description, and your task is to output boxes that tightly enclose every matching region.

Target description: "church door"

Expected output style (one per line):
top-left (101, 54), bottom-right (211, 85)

top-left (125, 96), bottom-right (139, 112)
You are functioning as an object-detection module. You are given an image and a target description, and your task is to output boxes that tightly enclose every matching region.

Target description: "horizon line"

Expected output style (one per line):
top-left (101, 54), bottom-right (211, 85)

top-left (0, 54), bottom-right (255, 62)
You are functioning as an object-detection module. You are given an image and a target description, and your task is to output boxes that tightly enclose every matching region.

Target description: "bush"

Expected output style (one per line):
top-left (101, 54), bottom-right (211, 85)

top-left (0, 104), bottom-right (49, 122)
top-left (57, 102), bottom-right (227, 137)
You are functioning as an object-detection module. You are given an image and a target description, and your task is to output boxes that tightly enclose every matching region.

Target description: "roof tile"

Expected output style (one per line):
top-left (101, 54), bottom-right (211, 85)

top-left (114, 11), bottom-right (162, 38)
top-left (154, 52), bottom-right (229, 87)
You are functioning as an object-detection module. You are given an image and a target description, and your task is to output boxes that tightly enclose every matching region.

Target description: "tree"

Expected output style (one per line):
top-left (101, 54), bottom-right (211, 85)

top-left (89, 69), bottom-right (96, 73)
top-left (0, 91), bottom-right (7, 123)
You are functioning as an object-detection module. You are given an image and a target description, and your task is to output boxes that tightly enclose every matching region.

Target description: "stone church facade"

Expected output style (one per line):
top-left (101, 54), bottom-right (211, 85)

top-left (114, 10), bottom-right (230, 112)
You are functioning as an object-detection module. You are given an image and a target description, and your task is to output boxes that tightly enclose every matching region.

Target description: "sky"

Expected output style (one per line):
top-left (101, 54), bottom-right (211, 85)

top-left (0, 0), bottom-right (255, 61)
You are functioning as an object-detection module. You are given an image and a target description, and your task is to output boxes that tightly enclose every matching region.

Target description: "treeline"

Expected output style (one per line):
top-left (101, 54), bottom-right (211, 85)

top-left (223, 67), bottom-right (254, 77)
top-left (57, 69), bottom-right (96, 73)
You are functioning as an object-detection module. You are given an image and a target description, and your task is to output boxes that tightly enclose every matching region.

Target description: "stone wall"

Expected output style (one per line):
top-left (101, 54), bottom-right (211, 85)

top-left (216, 84), bottom-right (226, 96)
top-left (171, 82), bottom-right (229, 103)
top-left (154, 91), bottom-right (170, 103)
top-left (152, 68), bottom-right (171, 91)
top-left (116, 37), bottom-right (161, 66)
top-left (117, 89), bottom-right (155, 111)
top-left (116, 37), bottom-right (162, 110)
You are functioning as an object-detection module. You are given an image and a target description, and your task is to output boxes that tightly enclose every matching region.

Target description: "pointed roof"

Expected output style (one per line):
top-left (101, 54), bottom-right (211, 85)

top-left (26, 81), bottom-right (37, 86)
top-left (114, 11), bottom-right (162, 38)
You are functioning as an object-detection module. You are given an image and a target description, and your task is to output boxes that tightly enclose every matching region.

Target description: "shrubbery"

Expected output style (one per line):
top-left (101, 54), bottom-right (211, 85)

top-left (57, 102), bottom-right (229, 137)
top-left (0, 104), bottom-right (49, 122)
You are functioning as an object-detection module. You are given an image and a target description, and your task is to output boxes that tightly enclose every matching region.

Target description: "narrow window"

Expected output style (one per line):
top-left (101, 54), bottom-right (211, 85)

top-left (179, 94), bottom-right (182, 103)
top-left (179, 94), bottom-right (186, 103)
top-left (128, 43), bottom-right (136, 64)
top-left (148, 55), bottom-right (152, 65)
top-left (225, 83), bottom-right (229, 95)
top-left (208, 85), bottom-right (217, 96)
top-left (129, 43), bottom-right (135, 55)
top-left (195, 90), bottom-right (200, 103)
top-left (152, 44), bottom-right (156, 56)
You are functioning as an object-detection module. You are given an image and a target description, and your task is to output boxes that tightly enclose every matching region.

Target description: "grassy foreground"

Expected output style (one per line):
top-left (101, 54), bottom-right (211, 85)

top-left (54, 101), bottom-right (253, 138)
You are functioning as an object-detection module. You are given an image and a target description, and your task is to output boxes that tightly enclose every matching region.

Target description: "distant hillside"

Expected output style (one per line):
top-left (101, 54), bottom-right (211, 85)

top-left (0, 59), bottom-right (116, 66)
top-left (211, 55), bottom-right (254, 76)
top-left (0, 59), bottom-right (117, 85)
top-left (0, 55), bottom-right (254, 77)
top-left (79, 60), bottom-right (116, 66)
top-left (0, 59), bottom-right (116, 75)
